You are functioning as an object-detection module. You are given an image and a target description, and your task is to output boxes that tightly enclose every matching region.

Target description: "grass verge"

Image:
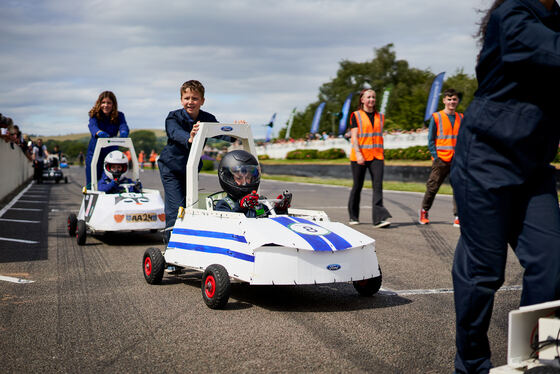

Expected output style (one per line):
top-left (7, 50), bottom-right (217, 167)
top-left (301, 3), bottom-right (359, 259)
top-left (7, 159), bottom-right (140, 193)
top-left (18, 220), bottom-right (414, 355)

top-left (201, 170), bottom-right (451, 195)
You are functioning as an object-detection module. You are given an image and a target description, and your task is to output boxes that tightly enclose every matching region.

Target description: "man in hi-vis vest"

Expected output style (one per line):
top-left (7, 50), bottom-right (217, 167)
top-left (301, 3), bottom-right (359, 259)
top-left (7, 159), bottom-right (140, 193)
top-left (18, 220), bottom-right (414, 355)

top-left (419, 88), bottom-right (463, 227)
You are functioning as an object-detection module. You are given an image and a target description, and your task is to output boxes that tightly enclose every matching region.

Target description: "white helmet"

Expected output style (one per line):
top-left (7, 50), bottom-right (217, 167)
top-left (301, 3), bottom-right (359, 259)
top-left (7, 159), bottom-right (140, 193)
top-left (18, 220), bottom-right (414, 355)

top-left (104, 150), bottom-right (128, 180)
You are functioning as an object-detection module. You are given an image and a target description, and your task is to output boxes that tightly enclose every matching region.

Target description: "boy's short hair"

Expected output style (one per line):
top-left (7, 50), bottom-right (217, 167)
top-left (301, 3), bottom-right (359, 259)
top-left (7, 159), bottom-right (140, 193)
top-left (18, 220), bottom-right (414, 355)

top-left (180, 80), bottom-right (205, 98)
top-left (443, 88), bottom-right (459, 98)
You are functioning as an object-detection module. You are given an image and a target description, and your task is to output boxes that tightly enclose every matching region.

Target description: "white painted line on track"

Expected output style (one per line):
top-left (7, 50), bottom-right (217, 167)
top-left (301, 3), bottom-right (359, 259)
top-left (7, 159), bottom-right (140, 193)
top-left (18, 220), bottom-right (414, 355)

top-left (379, 285), bottom-right (522, 296)
top-left (0, 181), bottom-right (34, 218)
top-left (9, 208), bottom-right (41, 212)
top-left (0, 275), bottom-right (34, 284)
top-left (0, 218), bottom-right (40, 223)
top-left (0, 237), bottom-right (39, 244)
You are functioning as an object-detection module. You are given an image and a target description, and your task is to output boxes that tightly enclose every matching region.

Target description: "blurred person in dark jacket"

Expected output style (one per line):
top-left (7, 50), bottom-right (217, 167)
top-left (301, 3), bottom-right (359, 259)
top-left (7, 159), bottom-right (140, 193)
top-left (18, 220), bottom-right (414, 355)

top-left (451, 0), bottom-right (560, 372)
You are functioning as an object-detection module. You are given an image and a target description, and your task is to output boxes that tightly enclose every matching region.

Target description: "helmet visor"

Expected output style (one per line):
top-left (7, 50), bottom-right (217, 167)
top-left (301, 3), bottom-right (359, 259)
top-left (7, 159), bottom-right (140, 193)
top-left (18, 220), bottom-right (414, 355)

top-left (228, 165), bottom-right (260, 186)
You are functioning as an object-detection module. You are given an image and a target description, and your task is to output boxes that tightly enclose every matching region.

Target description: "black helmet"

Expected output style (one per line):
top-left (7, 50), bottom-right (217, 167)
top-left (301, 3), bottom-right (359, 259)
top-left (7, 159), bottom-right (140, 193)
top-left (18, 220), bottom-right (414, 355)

top-left (218, 150), bottom-right (261, 200)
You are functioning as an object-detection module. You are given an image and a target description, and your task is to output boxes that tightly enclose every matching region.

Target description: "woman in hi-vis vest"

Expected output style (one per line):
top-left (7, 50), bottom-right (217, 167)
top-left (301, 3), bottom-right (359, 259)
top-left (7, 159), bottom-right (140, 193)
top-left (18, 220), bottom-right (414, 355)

top-left (347, 89), bottom-right (392, 228)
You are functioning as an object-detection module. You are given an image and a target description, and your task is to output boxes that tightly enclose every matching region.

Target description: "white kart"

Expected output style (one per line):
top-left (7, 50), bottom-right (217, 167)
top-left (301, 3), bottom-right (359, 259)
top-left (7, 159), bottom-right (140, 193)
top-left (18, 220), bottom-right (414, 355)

top-left (67, 138), bottom-right (166, 245)
top-left (142, 123), bottom-right (382, 309)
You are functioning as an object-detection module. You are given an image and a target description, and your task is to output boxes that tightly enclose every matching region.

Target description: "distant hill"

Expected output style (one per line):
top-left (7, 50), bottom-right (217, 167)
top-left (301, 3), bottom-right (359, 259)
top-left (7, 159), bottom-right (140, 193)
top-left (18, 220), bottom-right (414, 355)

top-left (40, 129), bottom-right (166, 142)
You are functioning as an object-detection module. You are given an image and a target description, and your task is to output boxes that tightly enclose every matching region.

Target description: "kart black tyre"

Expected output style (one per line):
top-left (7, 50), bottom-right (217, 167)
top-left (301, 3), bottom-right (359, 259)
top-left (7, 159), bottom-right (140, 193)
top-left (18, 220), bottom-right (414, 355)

top-left (55, 179), bottom-right (60, 184)
top-left (202, 264), bottom-right (230, 309)
top-left (143, 247), bottom-right (165, 285)
top-left (65, 177), bottom-right (68, 183)
top-left (353, 267), bottom-right (382, 296)
top-left (67, 213), bottom-right (77, 237)
top-left (76, 220), bottom-right (87, 246)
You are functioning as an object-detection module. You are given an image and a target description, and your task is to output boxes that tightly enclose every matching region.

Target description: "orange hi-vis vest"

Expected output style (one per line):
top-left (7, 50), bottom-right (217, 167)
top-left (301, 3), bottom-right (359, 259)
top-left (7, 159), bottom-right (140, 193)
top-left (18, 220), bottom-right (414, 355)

top-left (433, 110), bottom-right (463, 162)
top-left (349, 110), bottom-right (385, 161)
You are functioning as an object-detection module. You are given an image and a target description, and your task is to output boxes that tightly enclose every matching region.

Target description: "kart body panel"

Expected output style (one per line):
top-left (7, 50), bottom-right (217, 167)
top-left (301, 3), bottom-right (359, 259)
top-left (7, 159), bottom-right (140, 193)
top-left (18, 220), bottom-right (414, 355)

top-left (163, 123), bottom-right (380, 286)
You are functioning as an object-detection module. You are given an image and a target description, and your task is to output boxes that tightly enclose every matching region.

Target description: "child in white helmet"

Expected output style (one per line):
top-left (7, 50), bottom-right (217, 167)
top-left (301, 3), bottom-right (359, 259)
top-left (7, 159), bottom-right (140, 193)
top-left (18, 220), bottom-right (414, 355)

top-left (98, 150), bottom-right (142, 194)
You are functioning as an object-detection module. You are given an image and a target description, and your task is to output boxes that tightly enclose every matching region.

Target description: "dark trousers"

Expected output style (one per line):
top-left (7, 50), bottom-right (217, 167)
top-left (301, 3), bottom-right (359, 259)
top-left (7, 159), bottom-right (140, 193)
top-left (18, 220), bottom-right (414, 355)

top-left (158, 160), bottom-right (186, 231)
top-left (451, 167), bottom-right (560, 373)
top-left (422, 157), bottom-right (457, 216)
top-left (348, 159), bottom-right (391, 224)
top-left (33, 161), bottom-right (44, 182)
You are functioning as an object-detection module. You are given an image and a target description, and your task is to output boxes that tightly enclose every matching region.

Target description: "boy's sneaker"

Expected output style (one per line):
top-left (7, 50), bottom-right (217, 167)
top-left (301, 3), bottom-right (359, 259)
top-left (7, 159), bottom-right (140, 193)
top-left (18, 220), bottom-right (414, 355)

top-left (453, 217), bottom-right (460, 227)
top-left (348, 219), bottom-right (359, 225)
top-left (419, 209), bottom-right (430, 225)
top-left (373, 220), bottom-right (391, 228)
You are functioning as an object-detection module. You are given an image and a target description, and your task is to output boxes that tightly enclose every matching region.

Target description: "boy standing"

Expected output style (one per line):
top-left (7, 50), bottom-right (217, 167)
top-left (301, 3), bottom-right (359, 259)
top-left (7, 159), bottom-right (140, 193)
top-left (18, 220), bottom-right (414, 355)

top-left (419, 88), bottom-right (463, 227)
top-left (158, 80), bottom-right (218, 236)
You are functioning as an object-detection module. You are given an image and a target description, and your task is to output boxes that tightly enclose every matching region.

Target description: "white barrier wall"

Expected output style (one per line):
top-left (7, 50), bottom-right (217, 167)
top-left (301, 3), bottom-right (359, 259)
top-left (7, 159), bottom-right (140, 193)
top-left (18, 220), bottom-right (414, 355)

top-left (0, 141), bottom-right (33, 201)
top-left (255, 132), bottom-right (428, 159)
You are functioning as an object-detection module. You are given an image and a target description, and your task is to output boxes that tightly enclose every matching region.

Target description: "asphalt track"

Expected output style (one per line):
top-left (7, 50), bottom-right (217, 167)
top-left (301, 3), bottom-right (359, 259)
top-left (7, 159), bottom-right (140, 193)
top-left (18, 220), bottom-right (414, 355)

top-left (0, 166), bottom-right (525, 373)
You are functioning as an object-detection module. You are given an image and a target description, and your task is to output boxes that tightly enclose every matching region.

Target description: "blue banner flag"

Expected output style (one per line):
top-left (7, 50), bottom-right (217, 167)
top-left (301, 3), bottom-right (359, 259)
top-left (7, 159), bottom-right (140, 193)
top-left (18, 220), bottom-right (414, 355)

top-left (424, 72), bottom-right (445, 121)
top-left (310, 102), bottom-right (326, 134)
top-left (338, 93), bottom-right (353, 135)
top-left (265, 113), bottom-right (276, 142)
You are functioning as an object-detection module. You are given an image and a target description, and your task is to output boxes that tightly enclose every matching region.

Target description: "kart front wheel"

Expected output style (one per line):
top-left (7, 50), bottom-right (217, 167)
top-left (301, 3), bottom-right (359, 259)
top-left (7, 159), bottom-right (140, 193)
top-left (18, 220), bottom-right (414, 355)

top-left (353, 273), bottom-right (382, 296)
top-left (202, 264), bottom-right (230, 309)
top-left (143, 247), bottom-right (165, 285)
top-left (67, 213), bottom-right (77, 237)
top-left (76, 220), bottom-right (87, 245)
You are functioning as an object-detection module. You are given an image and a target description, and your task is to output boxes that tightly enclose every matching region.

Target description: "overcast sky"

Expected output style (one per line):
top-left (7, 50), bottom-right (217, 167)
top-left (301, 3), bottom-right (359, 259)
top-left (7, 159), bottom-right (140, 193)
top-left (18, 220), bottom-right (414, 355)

top-left (1, 0), bottom-right (486, 138)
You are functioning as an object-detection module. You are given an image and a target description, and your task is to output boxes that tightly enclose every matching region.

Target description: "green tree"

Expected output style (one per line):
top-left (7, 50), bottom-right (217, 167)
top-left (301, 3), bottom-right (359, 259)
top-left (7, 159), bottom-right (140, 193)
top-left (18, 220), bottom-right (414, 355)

top-left (130, 130), bottom-right (157, 154)
top-left (281, 44), bottom-right (477, 137)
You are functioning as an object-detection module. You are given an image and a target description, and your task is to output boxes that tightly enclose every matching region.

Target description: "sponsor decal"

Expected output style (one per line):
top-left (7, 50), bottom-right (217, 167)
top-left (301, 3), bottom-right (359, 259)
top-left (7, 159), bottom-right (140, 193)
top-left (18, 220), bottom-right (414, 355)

top-left (157, 213), bottom-right (166, 222)
top-left (115, 194), bottom-right (150, 205)
top-left (221, 126), bottom-right (233, 132)
top-left (327, 264), bottom-right (341, 271)
top-left (114, 214), bottom-right (124, 223)
top-left (288, 223), bottom-right (330, 236)
top-left (84, 194), bottom-right (98, 222)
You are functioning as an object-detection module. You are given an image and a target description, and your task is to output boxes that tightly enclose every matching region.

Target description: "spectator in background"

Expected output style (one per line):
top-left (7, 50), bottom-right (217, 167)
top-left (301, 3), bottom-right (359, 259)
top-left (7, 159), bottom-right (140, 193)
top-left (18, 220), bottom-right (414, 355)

top-left (32, 138), bottom-right (49, 183)
top-left (419, 88), bottom-right (463, 227)
top-left (347, 88), bottom-right (392, 228)
top-left (51, 144), bottom-right (62, 167)
top-left (451, 0), bottom-right (560, 372)
top-left (138, 150), bottom-right (145, 169)
top-left (78, 151), bottom-right (85, 166)
top-left (86, 91), bottom-right (129, 189)
top-left (149, 149), bottom-right (157, 170)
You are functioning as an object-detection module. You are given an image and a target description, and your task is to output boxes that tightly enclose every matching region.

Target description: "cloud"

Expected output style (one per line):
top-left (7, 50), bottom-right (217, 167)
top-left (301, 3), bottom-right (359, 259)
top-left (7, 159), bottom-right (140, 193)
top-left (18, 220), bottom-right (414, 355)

top-left (0, 0), bottom-right (483, 137)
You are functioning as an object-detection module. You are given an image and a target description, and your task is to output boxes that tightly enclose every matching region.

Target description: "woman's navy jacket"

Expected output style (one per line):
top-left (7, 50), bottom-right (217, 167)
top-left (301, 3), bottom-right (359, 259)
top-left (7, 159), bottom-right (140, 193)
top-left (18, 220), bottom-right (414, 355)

top-left (86, 112), bottom-right (129, 157)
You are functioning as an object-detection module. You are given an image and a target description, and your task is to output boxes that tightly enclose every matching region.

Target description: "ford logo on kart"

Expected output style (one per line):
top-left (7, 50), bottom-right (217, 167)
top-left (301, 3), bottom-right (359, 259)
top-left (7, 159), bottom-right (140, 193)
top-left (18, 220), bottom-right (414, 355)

top-left (221, 126), bottom-right (233, 132)
top-left (327, 264), bottom-right (341, 271)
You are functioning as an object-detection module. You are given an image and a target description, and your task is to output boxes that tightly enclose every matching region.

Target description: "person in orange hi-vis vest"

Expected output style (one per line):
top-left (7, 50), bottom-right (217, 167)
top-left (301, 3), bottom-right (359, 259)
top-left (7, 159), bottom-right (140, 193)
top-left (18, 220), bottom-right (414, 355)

top-left (149, 149), bottom-right (157, 170)
top-left (419, 88), bottom-right (463, 227)
top-left (347, 88), bottom-right (392, 228)
top-left (138, 150), bottom-right (145, 169)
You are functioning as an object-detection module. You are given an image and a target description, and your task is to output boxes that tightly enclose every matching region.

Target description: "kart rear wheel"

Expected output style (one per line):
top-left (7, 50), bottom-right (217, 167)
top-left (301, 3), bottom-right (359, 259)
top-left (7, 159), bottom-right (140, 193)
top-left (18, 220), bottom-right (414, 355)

top-left (353, 267), bottom-right (382, 296)
top-left (143, 247), bottom-right (165, 284)
top-left (55, 179), bottom-right (60, 184)
top-left (76, 220), bottom-right (87, 246)
top-left (67, 213), bottom-right (77, 237)
top-left (64, 177), bottom-right (68, 183)
top-left (202, 264), bottom-right (230, 309)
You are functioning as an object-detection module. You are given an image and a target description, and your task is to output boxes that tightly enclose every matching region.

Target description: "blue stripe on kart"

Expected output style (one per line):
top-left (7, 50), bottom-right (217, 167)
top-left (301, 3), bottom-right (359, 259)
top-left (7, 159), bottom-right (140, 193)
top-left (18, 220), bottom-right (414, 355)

top-left (168, 241), bottom-right (254, 262)
top-left (172, 228), bottom-right (247, 243)
top-left (291, 217), bottom-right (352, 250)
top-left (271, 216), bottom-right (331, 251)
